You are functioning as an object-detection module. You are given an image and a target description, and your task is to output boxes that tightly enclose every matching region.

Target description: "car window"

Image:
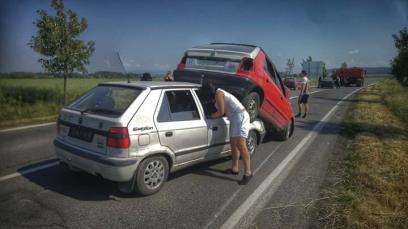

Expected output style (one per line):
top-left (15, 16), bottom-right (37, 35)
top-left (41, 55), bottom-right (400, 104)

top-left (185, 56), bottom-right (241, 73)
top-left (157, 94), bottom-right (172, 122)
top-left (264, 57), bottom-right (286, 95)
top-left (275, 72), bottom-right (287, 96)
top-left (67, 85), bottom-right (142, 117)
top-left (263, 58), bottom-right (278, 85)
top-left (195, 88), bottom-right (216, 117)
top-left (157, 90), bottom-right (200, 122)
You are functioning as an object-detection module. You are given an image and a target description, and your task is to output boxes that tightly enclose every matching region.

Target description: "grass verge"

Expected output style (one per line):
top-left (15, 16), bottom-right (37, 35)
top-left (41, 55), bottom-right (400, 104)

top-left (318, 79), bottom-right (408, 228)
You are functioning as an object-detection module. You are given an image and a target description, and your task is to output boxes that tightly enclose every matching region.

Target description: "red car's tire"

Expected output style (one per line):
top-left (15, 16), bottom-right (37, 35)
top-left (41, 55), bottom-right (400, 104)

top-left (242, 92), bottom-right (260, 123)
top-left (277, 120), bottom-right (293, 141)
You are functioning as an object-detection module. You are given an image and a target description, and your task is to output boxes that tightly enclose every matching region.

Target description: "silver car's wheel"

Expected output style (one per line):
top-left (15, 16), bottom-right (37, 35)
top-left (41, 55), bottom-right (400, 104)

top-left (135, 156), bottom-right (169, 196)
top-left (144, 160), bottom-right (165, 190)
top-left (246, 130), bottom-right (258, 156)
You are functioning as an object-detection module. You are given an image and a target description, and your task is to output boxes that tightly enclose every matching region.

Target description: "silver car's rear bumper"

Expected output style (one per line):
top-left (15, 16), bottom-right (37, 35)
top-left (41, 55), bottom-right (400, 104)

top-left (54, 139), bottom-right (140, 182)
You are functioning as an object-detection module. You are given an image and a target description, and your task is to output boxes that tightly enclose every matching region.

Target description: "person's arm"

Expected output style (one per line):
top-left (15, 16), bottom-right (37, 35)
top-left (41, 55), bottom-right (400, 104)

top-left (300, 81), bottom-right (306, 95)
top-left (211, 91), bottom-right (225, 118)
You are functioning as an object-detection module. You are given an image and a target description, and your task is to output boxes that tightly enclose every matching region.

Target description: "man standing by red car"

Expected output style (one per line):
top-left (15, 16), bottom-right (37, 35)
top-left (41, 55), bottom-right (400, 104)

top-left (295, 70), bottom-right (310, 118)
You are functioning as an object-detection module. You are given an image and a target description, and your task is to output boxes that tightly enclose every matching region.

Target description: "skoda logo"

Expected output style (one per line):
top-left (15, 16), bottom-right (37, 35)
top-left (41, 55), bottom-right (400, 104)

top-left (78, 116), bottom-right (83, 124)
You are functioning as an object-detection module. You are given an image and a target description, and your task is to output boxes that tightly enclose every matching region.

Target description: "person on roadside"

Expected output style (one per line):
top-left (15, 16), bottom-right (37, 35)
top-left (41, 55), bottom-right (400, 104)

top-left (164, 70), bottom-right (174, 81)
top-left (141, 72), bottom-right (153, 81)
top-left (202, 82), bottom-right (252, 185)
top-left (335, 75), bottom-right (341, 88)
top-left (295, 70), bottom-right (310, 118)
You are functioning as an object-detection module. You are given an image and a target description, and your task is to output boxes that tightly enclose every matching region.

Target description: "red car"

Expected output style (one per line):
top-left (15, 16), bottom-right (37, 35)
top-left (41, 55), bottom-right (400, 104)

top-left (174, 43), bottom-right (294, 140)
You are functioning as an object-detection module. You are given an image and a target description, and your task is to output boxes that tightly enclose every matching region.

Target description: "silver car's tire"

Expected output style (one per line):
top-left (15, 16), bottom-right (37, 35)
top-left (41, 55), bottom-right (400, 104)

top-left (135, 156), bottom-right (169, 196)
top-left (246, 130), bottom-right (258, 156)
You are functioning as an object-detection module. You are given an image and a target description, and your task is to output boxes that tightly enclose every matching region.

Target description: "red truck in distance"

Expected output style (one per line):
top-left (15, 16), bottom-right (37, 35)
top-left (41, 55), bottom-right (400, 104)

top-left (336, 67), bottom-right (366, 87)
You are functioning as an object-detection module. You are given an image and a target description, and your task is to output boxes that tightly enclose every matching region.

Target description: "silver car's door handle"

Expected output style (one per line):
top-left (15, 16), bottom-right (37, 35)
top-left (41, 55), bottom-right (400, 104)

top-left (211, 126), bottom-right (218, 131)
top-left (165, 131), bottom-right (173, 137)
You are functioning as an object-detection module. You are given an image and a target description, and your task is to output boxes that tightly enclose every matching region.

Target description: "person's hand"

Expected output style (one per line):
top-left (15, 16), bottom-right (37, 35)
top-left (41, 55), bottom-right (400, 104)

top-left (210, 112), bottom-right (220, 119)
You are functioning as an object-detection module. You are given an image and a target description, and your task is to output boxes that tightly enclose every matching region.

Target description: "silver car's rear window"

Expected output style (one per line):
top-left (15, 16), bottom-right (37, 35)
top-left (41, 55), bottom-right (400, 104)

top-left (67, 85), bottom-right (142, 117)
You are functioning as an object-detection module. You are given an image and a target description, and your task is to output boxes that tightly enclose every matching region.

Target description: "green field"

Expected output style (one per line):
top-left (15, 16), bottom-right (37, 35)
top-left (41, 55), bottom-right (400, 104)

top-left (0, 78), bottom-right (131, 128)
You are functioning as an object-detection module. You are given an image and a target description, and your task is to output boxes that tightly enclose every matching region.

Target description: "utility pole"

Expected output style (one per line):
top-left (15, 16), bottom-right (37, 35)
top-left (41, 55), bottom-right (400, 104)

top-left (117, 52), bottom-right (129, 83)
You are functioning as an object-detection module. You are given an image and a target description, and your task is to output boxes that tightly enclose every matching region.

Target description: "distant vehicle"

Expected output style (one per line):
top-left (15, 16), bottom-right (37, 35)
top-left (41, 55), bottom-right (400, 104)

top-left (295, 78), bottom-right (304, 90)
top-left (174, 43), bottom-right (294, 138)
top-left (284, 77), bottom-right (296, 90)
top-left (336, 67), bottom-right (366, 87)
top-left (318, 78), bottom-right (334, 88)
top-left (54, 81), bottom-right (265, 195)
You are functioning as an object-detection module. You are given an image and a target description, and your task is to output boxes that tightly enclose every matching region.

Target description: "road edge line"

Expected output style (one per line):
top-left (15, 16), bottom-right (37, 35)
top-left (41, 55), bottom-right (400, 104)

top-left (0, 122), bottom-right (55, 133)
top-left (0, 161), bottom-right (59, 182)
top-left (220, 84), bottom-right (374, 229)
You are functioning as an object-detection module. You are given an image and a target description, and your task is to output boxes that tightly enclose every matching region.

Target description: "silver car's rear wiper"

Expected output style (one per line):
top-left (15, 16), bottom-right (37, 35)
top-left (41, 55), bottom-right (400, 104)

top-left (80, 108), bottom-right (120, 115)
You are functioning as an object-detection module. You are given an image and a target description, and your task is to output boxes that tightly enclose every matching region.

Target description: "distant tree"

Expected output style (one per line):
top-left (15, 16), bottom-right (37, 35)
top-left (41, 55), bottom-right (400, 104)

top-left (29, 0), bottom-right (95, 104)
top-left (286, 57), bottom-right (295, 76)
top-left (341, 62), bottom-right (347, 69)
top-left (391, 27), bottom-right (408, 85)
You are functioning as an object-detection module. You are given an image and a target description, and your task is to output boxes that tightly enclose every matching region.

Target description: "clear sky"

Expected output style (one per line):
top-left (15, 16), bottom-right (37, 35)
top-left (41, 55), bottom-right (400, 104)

top-left (0, 0), bottom-right (407, 73)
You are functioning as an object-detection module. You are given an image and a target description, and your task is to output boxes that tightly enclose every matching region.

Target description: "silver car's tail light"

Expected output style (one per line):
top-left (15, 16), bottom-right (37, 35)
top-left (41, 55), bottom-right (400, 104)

top-left (107, 127), bottom-right (130, 149)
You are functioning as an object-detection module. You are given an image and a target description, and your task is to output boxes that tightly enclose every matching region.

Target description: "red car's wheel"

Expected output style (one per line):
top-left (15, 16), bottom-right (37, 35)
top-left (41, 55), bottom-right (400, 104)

top-left (242, 92), bottom-right (260, 123)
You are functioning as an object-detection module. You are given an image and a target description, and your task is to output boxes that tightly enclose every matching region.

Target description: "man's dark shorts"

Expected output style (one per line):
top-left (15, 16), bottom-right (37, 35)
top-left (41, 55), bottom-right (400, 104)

top-left (299, 94), bottom-right (309, 104)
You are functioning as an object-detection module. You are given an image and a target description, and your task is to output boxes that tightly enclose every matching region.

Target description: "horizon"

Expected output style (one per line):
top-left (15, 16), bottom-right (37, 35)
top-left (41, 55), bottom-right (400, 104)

top-left (0, 0), bottom-right (407, 74)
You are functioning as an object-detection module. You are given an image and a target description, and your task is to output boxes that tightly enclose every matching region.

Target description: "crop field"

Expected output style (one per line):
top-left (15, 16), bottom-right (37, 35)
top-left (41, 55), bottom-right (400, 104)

top-left (0, 78), bottom-right (133, 128)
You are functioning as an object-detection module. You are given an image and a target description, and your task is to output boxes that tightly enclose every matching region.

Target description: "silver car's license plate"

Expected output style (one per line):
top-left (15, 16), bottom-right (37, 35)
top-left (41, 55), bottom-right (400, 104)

top-left (68, 126), bottom-right (94, 142)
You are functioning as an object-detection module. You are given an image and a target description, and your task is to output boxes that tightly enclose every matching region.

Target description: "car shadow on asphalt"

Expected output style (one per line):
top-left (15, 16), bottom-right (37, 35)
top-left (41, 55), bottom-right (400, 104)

top-left (19, 155), bottom-right (241, 200)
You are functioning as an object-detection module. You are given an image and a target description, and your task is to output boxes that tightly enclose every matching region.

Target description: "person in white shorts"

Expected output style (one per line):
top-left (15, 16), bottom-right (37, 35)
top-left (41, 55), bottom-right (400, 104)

top-left (202, 83), bottom-right (252, 185)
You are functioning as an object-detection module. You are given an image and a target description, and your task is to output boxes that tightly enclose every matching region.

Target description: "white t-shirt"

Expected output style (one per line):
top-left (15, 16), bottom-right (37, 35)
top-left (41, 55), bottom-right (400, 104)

top-left (301, 76), bottom-right (310, 95)
top-left (215, 88), bottom-right (244, 118)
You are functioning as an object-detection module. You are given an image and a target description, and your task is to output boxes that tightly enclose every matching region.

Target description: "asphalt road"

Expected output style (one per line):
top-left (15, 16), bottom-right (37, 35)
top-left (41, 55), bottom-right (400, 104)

top-left (0, 79), bottom-right (379, 228)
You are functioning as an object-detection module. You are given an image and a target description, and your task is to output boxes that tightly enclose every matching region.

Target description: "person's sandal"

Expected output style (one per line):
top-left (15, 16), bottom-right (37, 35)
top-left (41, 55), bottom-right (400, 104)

top-left (224, 168), bottom-right (239, 175)
top-left (238, 174), bottom-right (253, 185)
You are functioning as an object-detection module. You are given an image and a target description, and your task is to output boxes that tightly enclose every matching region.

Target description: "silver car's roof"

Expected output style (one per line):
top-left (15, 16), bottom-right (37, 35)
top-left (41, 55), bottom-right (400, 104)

top-left (99, 81), bottom-right (201, 90)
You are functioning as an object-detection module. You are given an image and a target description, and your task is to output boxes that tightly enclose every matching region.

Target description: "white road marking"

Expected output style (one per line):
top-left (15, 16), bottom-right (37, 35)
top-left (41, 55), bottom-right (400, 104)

top-left (0, 122), bottom-right (55, 133)
top-left (0, 161), bottom-right (59, 182)
top-left (219, 85), bottom-right (373, 229)
top-left (204, 143), bottom-right (284, 229)
top-left (289, 89), bottom-right (326, 100)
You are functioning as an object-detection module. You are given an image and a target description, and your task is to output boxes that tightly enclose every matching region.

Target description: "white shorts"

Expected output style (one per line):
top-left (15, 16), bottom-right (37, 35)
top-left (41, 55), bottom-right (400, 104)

top-left (229, 111), bottom-right (250, 138)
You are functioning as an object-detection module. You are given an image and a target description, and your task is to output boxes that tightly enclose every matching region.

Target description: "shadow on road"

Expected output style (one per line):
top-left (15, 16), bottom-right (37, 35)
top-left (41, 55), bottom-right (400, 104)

top-left (19, 156), bottom-right (237, 200)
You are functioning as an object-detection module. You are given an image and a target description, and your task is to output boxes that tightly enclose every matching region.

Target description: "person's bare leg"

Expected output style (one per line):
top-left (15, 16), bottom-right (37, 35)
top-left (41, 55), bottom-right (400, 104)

top-left (230, 138), bottom-right (240, 172)
top-left (237, 137), bottom-right (251, 176)
top-left (297, 100), bottom-right (302, 114)
top-left (305, 103), bottom-right (308, 115)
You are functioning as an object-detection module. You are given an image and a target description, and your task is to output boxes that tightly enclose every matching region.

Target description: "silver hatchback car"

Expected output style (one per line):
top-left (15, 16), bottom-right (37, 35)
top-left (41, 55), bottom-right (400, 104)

top-left (55, 81), bottom-right (265, 195)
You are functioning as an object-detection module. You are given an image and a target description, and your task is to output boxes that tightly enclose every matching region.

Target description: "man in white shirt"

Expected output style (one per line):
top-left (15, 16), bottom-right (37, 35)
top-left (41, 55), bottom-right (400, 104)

top-left (295, 70), bottom-right (310, 118)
